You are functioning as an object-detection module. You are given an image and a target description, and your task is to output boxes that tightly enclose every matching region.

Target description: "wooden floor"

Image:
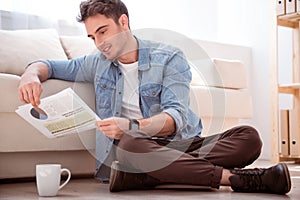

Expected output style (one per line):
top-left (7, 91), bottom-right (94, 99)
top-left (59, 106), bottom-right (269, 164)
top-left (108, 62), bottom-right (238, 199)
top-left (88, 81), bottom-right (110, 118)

top-left (1, 160), bottom-right (300, 200)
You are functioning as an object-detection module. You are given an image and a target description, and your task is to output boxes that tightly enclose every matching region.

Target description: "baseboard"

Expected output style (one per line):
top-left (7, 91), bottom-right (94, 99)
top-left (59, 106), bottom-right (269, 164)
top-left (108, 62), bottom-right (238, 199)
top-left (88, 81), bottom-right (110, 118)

top-left (0, 150), bottom-right (95, 179)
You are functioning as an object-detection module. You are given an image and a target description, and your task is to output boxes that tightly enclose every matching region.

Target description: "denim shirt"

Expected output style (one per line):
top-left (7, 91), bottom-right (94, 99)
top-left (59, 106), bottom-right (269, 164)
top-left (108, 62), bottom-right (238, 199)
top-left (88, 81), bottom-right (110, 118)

top-left (39, 37), bottom-right (202, 182)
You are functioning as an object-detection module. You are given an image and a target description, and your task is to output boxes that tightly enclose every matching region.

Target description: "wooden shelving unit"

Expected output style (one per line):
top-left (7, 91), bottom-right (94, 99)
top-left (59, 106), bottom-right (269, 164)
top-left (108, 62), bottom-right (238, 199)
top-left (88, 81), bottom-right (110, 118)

top-left (277, 13), bottom-right (300, 28)
top-left (271, 12), bottom-right (300, 163)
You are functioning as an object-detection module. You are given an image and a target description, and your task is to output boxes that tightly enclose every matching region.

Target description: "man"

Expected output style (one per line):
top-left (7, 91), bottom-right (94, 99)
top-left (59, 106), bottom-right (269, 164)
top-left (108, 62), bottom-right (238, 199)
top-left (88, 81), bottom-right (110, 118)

top-left (18, 0), bottom-right (291, 194)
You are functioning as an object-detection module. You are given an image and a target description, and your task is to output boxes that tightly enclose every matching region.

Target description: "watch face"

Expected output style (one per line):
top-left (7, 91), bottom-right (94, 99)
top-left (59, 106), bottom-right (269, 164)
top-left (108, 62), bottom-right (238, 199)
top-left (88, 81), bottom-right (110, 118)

top-left (130, 119), bottom-right (139, 131)
top-left (132, 122), bottom-right (139, 130)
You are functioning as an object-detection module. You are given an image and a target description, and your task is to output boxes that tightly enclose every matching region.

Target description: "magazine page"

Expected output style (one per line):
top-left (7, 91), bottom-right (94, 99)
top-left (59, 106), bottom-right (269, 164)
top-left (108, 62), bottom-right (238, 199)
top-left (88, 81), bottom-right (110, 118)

top-left (16, 88), bottom-right (100, 138)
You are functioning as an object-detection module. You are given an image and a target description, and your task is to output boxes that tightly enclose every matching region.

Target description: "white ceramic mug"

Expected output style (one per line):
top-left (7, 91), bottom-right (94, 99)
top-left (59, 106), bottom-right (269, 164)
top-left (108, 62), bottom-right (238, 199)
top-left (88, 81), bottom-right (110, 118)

top-left (36, 164), bottom-right (71, 197)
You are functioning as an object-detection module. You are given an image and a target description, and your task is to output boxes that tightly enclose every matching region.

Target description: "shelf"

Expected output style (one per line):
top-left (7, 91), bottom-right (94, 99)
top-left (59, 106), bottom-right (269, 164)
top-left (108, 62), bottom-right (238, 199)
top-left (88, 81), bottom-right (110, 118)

top-left (279, 154), bottom-right (300, 159)
top-left (280, 154), bottom-right (300, 159)
top-left (272, 6), bottom-right (300, 164)
top-left (278, 83), bottom-right (300, 94)
top-left (277, 13), bottom-right (300, 28)
top-left (279, 155), bottom-right (300, 163)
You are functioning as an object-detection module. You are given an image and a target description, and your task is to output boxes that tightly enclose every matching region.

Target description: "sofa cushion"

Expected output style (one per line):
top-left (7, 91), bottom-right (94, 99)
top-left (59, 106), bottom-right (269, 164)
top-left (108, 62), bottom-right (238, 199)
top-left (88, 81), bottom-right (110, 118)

top-left (60, 36), bottom-right (96, 59)
top-left (0, 29), bottom-right (68, 76)
top-left (190, 58), bottom-right (248, 89)
top-left (212, 58), bottom-right (248, 89)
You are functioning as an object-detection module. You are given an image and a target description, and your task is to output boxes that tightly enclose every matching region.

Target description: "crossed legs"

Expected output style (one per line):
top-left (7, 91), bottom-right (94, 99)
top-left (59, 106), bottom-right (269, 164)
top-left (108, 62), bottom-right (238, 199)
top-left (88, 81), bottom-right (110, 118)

top-left (115, 125), bottom-right (262, 188)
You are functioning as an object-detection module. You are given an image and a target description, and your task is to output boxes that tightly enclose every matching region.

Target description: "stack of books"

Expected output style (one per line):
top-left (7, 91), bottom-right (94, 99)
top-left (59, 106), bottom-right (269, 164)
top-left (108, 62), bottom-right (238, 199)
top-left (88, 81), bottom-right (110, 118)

top-left (276, 0), bottom-right (300, 16)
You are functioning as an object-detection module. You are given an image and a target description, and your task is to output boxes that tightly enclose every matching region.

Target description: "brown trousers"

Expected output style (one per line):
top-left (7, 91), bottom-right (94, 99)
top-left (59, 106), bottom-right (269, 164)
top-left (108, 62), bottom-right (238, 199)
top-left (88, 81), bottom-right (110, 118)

top-left (116, 125), bottom-right (262, 188)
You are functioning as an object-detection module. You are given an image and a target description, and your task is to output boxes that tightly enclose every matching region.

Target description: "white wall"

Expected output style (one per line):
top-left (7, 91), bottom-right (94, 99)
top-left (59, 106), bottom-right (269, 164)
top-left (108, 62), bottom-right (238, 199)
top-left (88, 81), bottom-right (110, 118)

top-left (216, 0), bottom-right (273, 160)
top-left (278, 27), bottom-right (293, 111)
top-left (123, 0), bottom-right (273, 159)
top-left (123, 0), bottom-right (219, 40)
top-left (0, 0), bottom-right (82, 21)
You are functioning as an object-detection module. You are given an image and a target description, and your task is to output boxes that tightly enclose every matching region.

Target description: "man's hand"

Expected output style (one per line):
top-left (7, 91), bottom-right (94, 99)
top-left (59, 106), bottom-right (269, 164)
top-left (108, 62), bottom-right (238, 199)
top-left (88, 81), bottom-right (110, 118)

top-left (96, 113), bottom-right (176, 139)
top-left (18, 62), bottom-right (49, 107)
top-left (18, 73), bottom-right (43, 107)
top-left (96, 117), bottom-right (130, 140)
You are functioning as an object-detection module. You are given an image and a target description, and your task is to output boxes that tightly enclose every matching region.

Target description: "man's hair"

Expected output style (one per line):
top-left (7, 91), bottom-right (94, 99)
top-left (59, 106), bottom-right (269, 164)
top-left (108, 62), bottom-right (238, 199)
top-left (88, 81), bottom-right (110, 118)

top-left (77, 0), bottom-right (129, 26)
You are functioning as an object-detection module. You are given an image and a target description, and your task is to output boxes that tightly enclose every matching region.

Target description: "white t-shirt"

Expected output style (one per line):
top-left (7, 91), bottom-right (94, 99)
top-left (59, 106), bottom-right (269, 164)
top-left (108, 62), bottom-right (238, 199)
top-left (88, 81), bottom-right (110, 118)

top-left (118, 61), bottom-right (143, 119)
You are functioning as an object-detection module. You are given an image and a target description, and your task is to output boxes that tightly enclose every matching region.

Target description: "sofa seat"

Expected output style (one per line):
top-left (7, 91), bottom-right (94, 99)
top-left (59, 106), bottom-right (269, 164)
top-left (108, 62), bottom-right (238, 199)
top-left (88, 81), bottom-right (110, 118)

top-left (0, 28), bottom-right (252, 179)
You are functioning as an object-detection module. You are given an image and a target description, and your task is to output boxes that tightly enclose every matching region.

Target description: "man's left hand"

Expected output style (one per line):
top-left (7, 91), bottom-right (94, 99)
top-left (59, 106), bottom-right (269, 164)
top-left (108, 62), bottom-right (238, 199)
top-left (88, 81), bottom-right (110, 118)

top-left (96, 117), bottom-right (130, 140)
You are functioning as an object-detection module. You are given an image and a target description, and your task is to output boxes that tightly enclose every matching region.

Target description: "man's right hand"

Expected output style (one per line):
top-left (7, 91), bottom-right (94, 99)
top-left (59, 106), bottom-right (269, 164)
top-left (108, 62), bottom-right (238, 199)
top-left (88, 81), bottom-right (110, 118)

top-left (18, 62), bottom-right (49, 107)
top-left (18, 73), bottom-right (43, 107)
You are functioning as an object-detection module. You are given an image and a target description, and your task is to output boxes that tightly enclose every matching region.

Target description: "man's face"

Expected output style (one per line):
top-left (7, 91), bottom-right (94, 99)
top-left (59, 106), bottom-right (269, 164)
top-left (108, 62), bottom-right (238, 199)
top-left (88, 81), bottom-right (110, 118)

top-left (85, 14), bottom-right (129, 60)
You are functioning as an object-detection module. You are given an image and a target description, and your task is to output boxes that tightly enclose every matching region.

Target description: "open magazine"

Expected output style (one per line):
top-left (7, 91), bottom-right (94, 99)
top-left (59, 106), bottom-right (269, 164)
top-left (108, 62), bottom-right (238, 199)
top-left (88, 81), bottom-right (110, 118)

top-left (16, 88), bottom-right (100, 139)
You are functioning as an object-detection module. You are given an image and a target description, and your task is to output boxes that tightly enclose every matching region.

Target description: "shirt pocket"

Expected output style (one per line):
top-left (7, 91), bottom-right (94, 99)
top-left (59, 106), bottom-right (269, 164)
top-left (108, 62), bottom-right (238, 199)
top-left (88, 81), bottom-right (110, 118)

top-left (140, 84), bottom-right (162, 115)
top-left (96, 77), bottom-right (116, 109)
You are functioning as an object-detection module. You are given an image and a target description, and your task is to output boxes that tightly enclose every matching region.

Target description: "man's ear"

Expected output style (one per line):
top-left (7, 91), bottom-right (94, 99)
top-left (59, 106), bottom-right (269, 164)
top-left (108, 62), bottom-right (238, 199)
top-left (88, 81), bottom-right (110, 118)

top-left (119, 14), bottom-right (129, 29)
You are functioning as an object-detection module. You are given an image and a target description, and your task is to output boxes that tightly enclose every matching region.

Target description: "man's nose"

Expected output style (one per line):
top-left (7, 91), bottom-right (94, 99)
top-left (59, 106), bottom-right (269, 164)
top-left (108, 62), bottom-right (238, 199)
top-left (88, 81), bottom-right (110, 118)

top-left (94, 38), bottom-right (104, 49)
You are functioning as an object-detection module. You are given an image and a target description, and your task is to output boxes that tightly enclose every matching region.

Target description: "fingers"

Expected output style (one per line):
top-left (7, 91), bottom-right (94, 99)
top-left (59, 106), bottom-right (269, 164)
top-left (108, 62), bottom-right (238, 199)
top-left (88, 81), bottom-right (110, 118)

top-left (97, 118), bottom-right (112, 127)
top-left (97, 124), bottom-right (123, 139)
top-left (18, 87), bottom-right (26, 104)
top-left (18, 82), bottom-right (42, 107)
top-left (96, 117), bottom-right (129, 139)
top-left (32, 84), bottom-right (42, 105)
top-left (96, 119), bottom-right (116, 134)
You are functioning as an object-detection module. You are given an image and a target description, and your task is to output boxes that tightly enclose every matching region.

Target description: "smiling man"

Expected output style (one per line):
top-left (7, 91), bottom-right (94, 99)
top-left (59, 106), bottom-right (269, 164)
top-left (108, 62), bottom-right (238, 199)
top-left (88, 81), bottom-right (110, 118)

top-left (18, 0), bottom-right (291, 194)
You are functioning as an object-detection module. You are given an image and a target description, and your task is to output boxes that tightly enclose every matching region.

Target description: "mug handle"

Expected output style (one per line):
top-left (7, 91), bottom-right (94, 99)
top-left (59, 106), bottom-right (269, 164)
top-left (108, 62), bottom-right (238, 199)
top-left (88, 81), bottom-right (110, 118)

top-left (59, 168), bottom-right (71, 190)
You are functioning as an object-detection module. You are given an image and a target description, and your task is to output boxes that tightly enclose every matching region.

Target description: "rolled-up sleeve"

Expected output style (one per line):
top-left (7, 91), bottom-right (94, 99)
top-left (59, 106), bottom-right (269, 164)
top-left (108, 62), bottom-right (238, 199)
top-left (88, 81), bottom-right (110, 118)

top-left (27, 55), bottom-right (96, 82)
top-left (161, 49), bottom-right (192, 135)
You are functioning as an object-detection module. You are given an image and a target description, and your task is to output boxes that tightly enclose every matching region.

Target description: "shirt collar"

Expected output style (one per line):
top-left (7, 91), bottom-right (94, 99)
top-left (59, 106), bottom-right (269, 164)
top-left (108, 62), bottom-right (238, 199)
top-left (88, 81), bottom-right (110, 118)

top-left (135, 36), bottom-right (150, 71)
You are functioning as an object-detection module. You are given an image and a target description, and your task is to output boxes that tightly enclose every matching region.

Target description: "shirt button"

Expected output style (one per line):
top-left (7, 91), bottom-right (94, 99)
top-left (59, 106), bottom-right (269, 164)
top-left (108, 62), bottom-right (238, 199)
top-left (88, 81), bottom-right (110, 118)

top-left (102, 84), bottom-right (107, 89)
top-left (152, 91), bottom-right (156, 96)
top-left (119, 92), bottom-right (122, 95)
top-left (116, 112), bottom-right (119, 115)
top-left (119, 72), bottom-right (122, 76)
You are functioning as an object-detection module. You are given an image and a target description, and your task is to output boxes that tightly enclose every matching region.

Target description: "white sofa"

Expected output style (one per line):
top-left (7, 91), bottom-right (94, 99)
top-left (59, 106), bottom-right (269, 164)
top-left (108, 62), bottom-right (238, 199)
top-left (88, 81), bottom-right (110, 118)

top-left (0, 28), bottom-right (252, 180)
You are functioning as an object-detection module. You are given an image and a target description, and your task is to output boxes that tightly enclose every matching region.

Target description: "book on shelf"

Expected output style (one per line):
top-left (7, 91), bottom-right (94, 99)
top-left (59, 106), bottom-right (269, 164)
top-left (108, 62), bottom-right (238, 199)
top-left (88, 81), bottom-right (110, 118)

top-left (276, 0), bottom-right (286, 16)
top-left (280, 110), bottom-right (290, 156)
top-left (286, 0), bottom-right (296, 14)
top-left (289, 109), bottom-right (300, 156)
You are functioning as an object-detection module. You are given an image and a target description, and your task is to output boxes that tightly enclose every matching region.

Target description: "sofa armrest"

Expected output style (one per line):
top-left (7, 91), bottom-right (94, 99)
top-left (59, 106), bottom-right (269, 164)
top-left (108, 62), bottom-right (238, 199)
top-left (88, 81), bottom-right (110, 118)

top-left (0, 73), bottom-right (22, 112)
top-left (0, 73), bottom-right (95, 113)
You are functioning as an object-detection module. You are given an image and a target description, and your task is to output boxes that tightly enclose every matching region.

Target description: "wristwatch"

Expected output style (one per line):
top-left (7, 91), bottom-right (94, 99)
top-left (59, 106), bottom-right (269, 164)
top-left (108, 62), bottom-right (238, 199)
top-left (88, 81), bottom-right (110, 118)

top-left (129, 119), bottom-right (140, 131)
